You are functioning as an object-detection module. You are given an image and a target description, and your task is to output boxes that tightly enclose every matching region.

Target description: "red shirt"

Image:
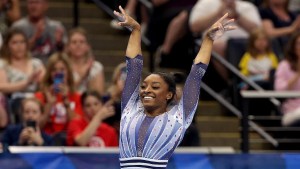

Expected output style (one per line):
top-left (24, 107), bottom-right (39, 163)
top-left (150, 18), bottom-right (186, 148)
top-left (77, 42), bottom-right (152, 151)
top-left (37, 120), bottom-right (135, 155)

top-left (35, 92), bottom-right (83, 135)
top-left (66, 117), bottom-right (118, 147)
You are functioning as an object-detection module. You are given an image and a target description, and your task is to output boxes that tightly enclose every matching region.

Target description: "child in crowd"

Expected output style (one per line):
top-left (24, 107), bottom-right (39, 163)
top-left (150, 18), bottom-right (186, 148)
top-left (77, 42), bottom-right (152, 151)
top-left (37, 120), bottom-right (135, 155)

top-left (66, 91), bottom-right (118, 147)
top-left (1, 98), bottom-right (52, 147)
top-left (239, 28), bottom-right (279, 90)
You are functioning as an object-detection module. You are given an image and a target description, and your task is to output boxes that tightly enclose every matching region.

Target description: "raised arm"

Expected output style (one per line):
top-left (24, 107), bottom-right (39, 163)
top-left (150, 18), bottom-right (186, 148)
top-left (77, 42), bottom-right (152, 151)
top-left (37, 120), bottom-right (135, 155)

top-left (114, 6), bottom-right (143, 111)
top-left (114, 6), bottom-right (141, 58)
top-left (183, 14), bottom-right (236, 126)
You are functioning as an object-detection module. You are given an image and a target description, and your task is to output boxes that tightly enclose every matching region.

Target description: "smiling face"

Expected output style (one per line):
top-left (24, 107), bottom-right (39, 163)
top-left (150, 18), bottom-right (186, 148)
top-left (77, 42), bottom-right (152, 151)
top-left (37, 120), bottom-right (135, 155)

top-left (140, 74), bottom-right (173, 113)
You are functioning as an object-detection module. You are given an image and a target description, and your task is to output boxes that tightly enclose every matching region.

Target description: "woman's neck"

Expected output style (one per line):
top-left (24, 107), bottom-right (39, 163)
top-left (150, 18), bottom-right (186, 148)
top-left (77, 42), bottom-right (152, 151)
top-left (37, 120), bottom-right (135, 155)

top-left (70, 55), bottom-right (87, 65)
top-left (10, 56), bottom-right (28, 64)
top-left (145, 106), bottom-right (167, 117)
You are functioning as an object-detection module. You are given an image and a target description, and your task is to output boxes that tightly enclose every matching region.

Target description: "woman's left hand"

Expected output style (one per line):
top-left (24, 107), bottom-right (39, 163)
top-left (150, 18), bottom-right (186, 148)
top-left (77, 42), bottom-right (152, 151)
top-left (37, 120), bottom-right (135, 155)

top-left (206, 13), bottom-right (236, 41)
top-left (113, 6), bottom-right (140, 31)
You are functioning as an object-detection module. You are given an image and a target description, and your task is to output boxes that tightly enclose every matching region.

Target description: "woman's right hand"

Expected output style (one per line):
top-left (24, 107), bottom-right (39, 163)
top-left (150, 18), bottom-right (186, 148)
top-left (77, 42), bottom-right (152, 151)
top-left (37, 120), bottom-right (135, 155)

top-left (96, 101), bottom-right (115, 121)
top-left (113, 6), bottom-right (140, 31)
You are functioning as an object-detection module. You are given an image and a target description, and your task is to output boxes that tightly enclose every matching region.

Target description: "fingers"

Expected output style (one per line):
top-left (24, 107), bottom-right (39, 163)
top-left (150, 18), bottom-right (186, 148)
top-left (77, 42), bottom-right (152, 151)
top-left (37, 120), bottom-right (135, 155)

top-left (113, 10), bottom-right (122, 18)
top-left (119, 5), bottom-right (126, 15)
top-left (216, 13), bottom-right (229, 23)
top-left (224, 25), bottom-right (237, 31)
top-left (223, 18), bottom-right (234, 27)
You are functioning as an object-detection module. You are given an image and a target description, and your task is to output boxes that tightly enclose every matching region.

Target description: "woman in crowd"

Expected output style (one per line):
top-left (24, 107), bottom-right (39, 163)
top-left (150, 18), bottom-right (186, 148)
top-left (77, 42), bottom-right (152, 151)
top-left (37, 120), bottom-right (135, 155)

top-left (275, 32), bottom-right (300, 127)
top-left (35, 53), bottom-right (83, 136)
top-left (66, 91), bottom-right (118, 147)
top-left (0, 28), bottom-right (45, 125)
top-left (67, 27), bottom-right (105, 95)
top-left (114, 6), bottom-right (235, 168)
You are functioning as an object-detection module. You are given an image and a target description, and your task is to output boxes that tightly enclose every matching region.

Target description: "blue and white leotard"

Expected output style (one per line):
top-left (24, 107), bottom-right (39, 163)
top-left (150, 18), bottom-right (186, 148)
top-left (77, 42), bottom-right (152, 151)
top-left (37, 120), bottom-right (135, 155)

top-left (120, 55), bottom-right (207, 169)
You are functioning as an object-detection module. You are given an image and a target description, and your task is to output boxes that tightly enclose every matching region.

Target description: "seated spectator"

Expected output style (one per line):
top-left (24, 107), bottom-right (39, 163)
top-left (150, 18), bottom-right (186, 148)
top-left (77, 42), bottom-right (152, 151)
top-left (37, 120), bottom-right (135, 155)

top-left (12, 0), bottom-right (66, 64)
top-left (259, 0), bottom-right (300, 48)
top-left (66, 27), bottom-right (105, 95)
top-left (67, 91), bottom-right (118, 147)
top-left (1, 98), bottom-right (52, 147)
top-left (104, 62), bottom-right (126, 133)
top-left (146, 0), bottom-right (197, 70)
top-left (275, 32), bottom-right (300, 127)
top-left (0, 0), bottom-right (21, 48)
top-left (0, 28), bottom-right (45, 124)
top-left (239, 28), bottom-right (278, 90)
top-left (35, 52), bottom-right (83, 136)
top-left (189, 0), bottom-right (261, 81)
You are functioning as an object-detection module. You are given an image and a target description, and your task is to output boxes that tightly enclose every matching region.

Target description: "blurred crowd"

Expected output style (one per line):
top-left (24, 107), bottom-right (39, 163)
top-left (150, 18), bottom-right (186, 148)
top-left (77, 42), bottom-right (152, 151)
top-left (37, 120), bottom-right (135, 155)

top-left (0, 0), bottom-right (300, 150)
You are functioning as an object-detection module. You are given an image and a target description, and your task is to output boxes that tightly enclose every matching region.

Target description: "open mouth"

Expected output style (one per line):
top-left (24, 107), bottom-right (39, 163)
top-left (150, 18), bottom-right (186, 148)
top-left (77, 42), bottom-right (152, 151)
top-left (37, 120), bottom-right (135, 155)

top-left (143, 96), bottom-right (155, 101)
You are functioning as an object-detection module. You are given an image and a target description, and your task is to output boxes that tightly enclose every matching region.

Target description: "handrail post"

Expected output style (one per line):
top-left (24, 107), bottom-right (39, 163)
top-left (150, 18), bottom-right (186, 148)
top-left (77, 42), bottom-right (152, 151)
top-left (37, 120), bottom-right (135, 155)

top-left (241, 98), bottom-right (249, 153)
top-left (73, 0), bottom-right (79, 27)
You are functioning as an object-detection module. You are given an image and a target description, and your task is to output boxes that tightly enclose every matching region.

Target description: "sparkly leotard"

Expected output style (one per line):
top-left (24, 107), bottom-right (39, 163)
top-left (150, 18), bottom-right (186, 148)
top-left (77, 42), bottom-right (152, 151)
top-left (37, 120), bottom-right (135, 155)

top-left (120, 55), bottom-right (207, 169)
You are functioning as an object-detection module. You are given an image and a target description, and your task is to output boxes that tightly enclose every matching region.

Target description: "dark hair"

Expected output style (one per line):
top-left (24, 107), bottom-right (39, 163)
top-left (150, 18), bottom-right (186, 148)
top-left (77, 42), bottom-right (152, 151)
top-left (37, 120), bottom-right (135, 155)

top-left (81, 90), bottom-right (103, 107)
top-left (151, 72), bottom-right (176, 104)
top-left (285, 31), bottom-right (300, 71)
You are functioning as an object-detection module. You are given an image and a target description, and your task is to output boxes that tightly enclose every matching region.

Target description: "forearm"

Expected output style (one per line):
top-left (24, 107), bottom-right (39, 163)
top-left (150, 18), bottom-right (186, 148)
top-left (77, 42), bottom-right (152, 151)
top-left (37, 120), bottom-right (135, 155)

top-left (39, 104), bottom-right (52, 128)
top-left (75, 118), bottom-right (101, 146)
top-left (6, 0), bottom-right (21, 23)
top-left (126, 27), bottom-right (142, 58)
top-left (266, 26), bottom-right (295, 38)
top-left (151, 0), bottom-right (169, 7)
top-left (286, 74), bottom-right (300, 90)
top-left (190, 10), bottom-right (222, 34)
top-left (89, 73), bottom-right (105, 95)
top-left (194, 36), bottom-right (213, 65)
top-left (236, 16), bottom-right (259, 33)
top-left (0, 82), bottom-right (27, 94)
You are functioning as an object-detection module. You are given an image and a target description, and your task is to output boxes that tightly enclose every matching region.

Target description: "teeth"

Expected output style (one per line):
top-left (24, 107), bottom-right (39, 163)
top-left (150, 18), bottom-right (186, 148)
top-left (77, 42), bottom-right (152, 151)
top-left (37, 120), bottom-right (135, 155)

top-left (144, 96), bottom-right (153, 100)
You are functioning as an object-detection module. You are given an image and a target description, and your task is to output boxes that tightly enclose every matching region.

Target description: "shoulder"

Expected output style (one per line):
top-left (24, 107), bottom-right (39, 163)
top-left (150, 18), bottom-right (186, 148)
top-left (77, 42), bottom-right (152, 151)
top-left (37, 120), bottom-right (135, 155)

top-left (5, 124), bottom-right (22, 133)
top-left (90, 61), bottom-right (104, 75)
top-left (12, 17), bottom-right (29, 27)
top-left (277, 60), bottom-right (291, 69)
top-left (47, 18), bottom-right (65, 28)
top-left (31, 58), bottom-right (43, 67)
top-left (237, 0), bottom-right (258, 10)
top-left (0, 59), bottom-right (7, 68)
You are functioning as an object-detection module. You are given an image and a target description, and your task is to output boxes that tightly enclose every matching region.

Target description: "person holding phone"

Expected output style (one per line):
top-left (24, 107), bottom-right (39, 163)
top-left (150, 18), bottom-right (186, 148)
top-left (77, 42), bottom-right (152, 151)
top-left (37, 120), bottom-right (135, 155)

top-left (1, 98), bottom-right (52, 146)
top-left (35, 52), bottom-right (83, 138)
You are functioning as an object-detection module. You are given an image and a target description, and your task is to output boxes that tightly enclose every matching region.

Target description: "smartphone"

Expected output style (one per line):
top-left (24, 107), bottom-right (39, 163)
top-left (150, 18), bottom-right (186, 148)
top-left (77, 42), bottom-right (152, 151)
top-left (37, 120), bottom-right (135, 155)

top-left (26, 120), bottom-right (36, 130)
top-left (54, 72), bottom-right (64, 93)
top-left (102, 95), bottom-right (111, 103)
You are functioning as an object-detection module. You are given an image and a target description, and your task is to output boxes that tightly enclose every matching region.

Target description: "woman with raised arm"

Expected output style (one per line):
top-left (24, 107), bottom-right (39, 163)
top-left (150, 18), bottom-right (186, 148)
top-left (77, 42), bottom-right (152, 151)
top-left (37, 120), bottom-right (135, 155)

top-left (114, 6), bottom-right (235, 168)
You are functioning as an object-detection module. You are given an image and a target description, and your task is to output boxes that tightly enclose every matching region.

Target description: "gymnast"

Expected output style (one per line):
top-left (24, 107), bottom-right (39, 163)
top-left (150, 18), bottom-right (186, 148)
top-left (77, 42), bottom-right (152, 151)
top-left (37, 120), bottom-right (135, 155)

top-left (114, 6), bottom-right (236, 169)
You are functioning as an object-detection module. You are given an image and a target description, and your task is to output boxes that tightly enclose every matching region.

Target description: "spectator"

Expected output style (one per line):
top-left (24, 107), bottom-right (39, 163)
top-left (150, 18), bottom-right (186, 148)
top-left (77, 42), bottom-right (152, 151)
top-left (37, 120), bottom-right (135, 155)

top-left (12, 0), bottom-right (66, 64)
top-left (66, 27), bottom-right (105, 95)
top-left (67, 91), bottom-right (118, 147)
top-left (0, 0), bottom-right (21, 48)
top-left (35, 52), bottom-right (83, 136)
top-left (1, 98), bottom-right (52, 146)
top-left (239, 28), bottom-right (278, 90)
top-left (275, 32), bottom-right (300, 127)
top-left (104, 62), bottom-right (126, 133)
top-left (189, 0), bottom-right (261, 81)
top-left (259, 0), bottom-right (300, 48)
top-left (146, 0), bottom-right (197, 63)
top-left (0, 28), bottom-right (45, 124)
